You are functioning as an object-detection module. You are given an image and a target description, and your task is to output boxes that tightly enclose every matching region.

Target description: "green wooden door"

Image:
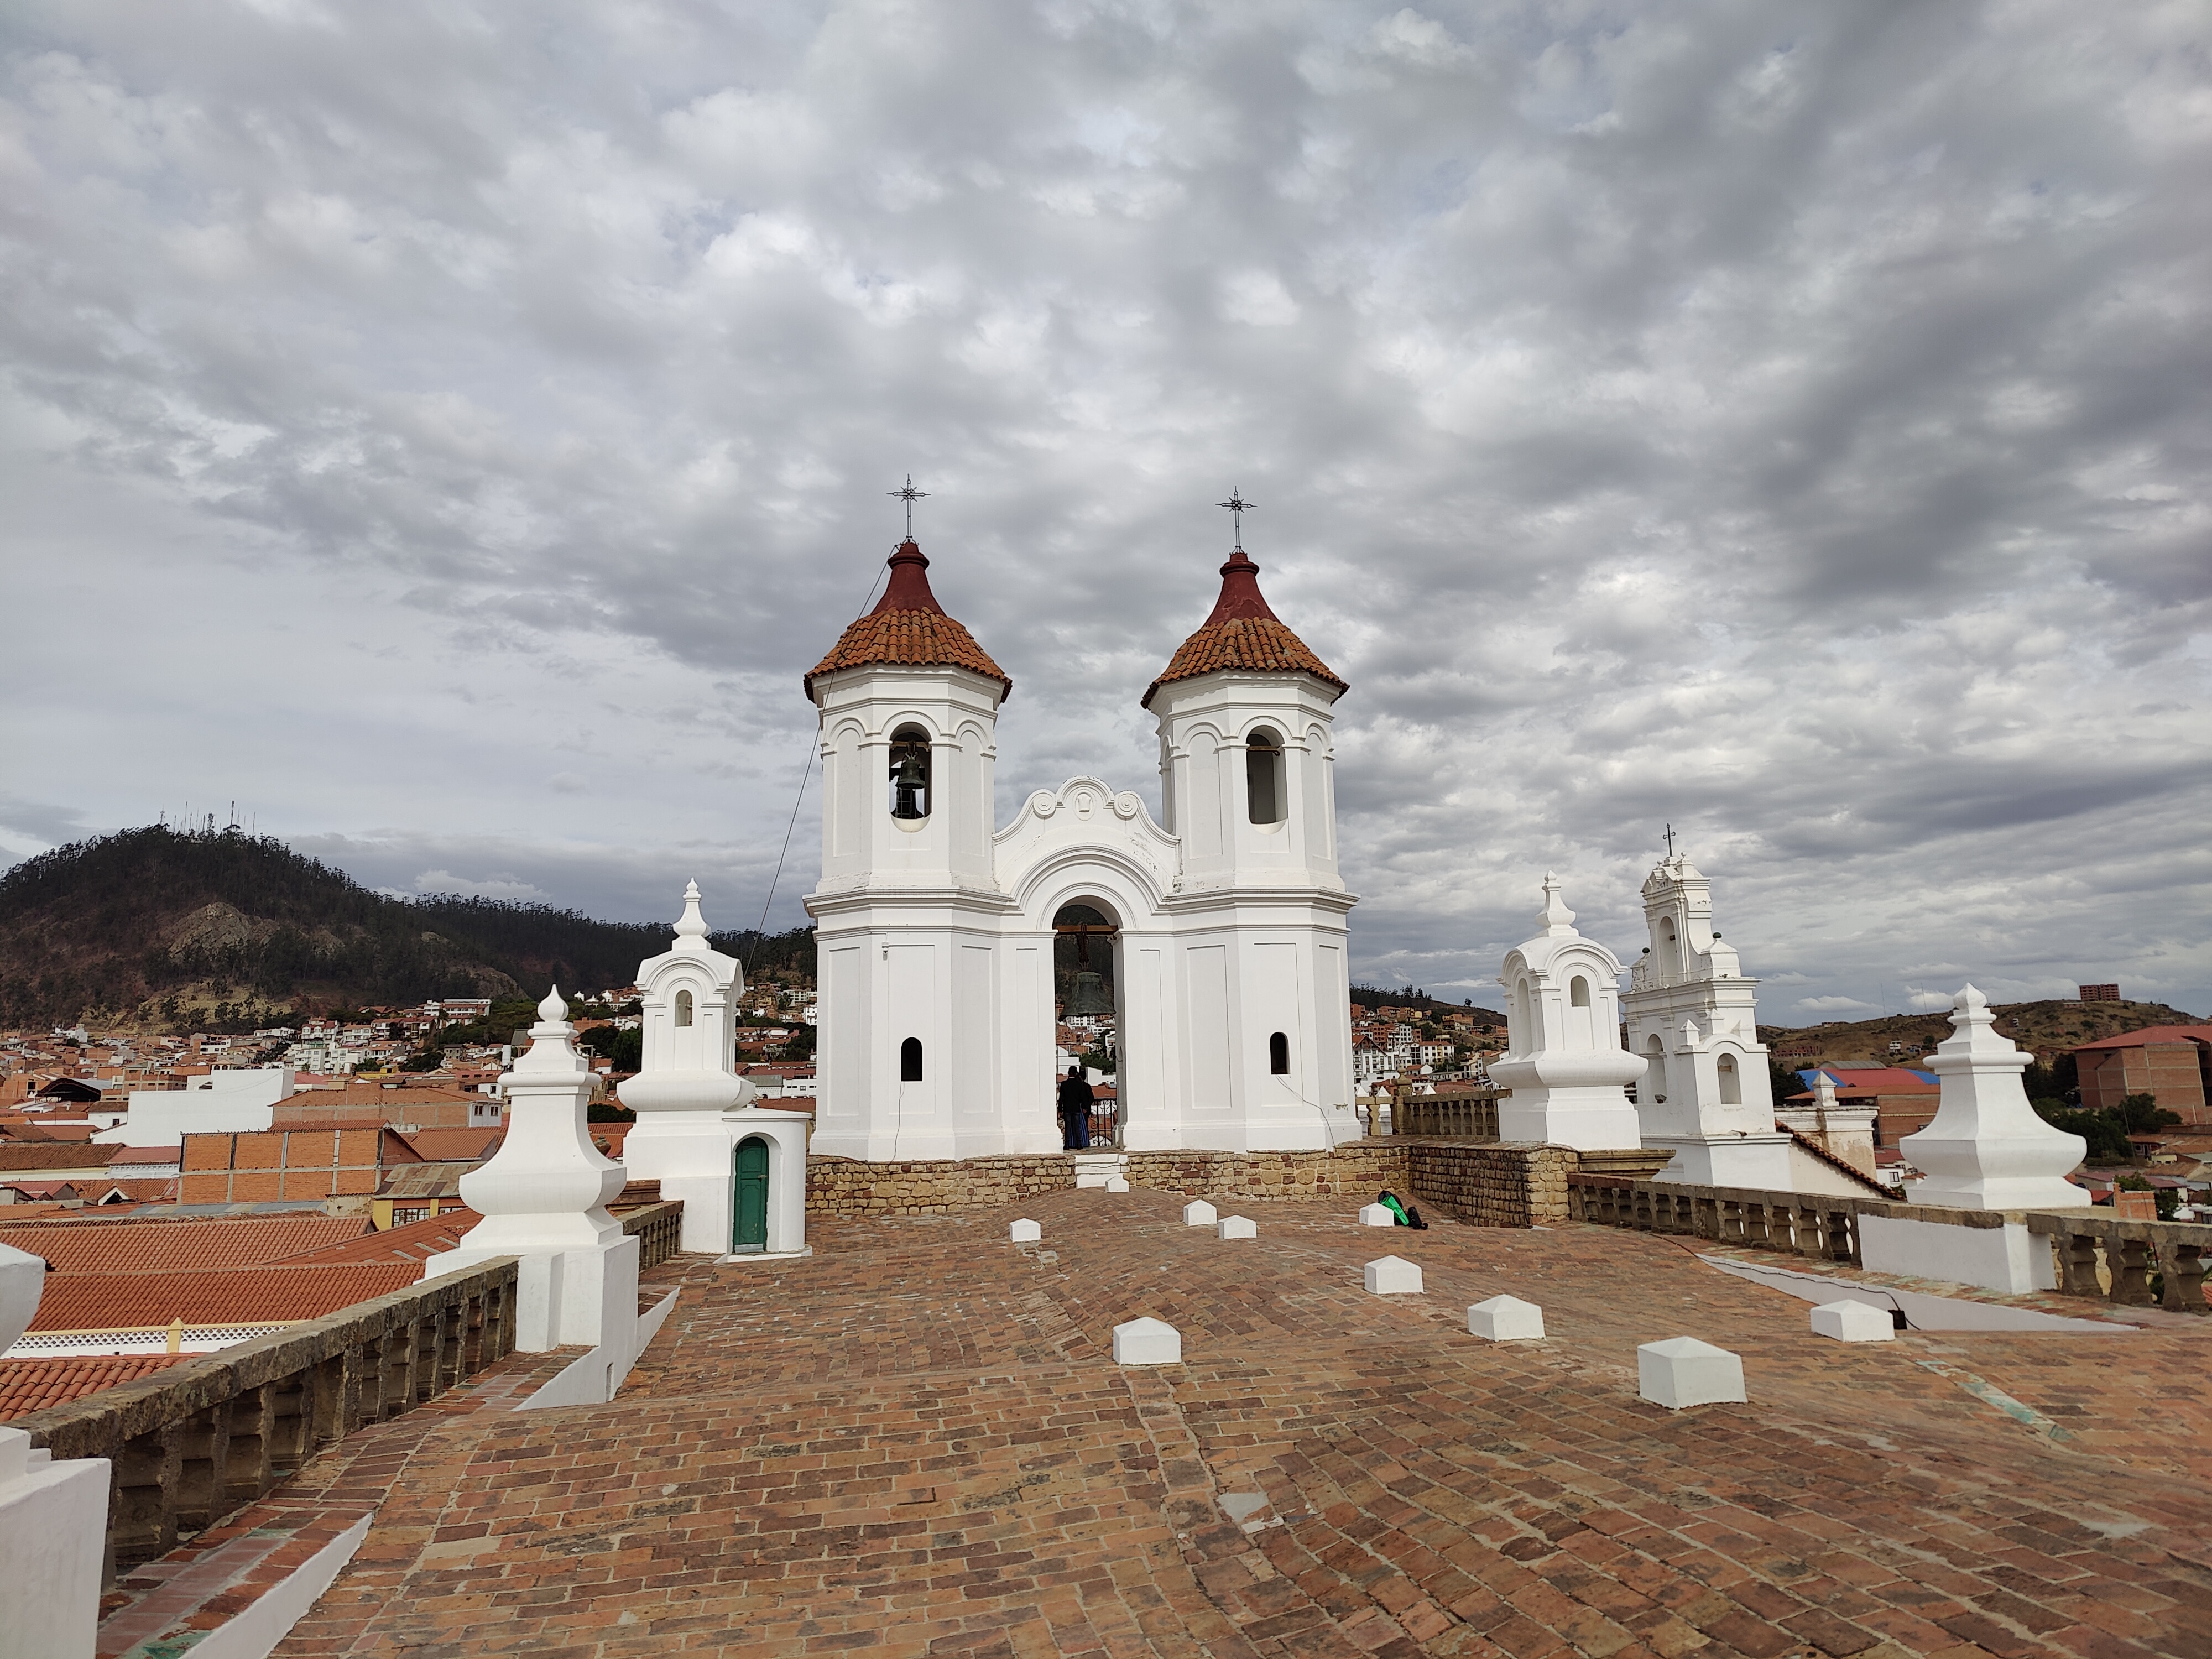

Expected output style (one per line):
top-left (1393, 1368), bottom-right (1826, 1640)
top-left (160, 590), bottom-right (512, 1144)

top-left (732, 1138), bottom-right (770, 1253)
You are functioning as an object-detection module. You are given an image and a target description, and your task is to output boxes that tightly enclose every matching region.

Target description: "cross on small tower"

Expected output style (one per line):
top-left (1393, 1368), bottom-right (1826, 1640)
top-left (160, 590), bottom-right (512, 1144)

top-left (1215, 488), bottom-right (1254, 550)
top-left (1663, 823), bottom-right (1677, 857)
top-left (888, 474), bottom-right (930, 539)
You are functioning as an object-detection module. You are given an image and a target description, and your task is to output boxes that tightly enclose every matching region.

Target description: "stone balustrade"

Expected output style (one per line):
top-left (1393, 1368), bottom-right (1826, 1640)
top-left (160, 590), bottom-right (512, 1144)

top-left (1391, 1084), bottom-right (1501, 1139)
top-left (9, 1258), bottom-right (518, 1582)
top-left (1571, 1173), bottom-right (1866, 1264)
top-left (1572, 1175), bottom-right (2212, 1313)
top-left (620, 1201), bottom-right (686, 1269)
top-left (2025, 1211), bottom-right (2212, 1314)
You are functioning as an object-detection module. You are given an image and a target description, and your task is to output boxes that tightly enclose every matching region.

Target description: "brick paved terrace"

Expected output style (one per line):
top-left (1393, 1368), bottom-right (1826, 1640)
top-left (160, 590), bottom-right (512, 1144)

top-left (274, 1190), bottom-right (2211, 1658)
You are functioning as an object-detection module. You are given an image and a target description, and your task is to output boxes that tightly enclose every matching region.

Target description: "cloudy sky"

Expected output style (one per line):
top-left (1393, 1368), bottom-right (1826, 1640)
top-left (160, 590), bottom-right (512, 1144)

top-left (3, 0), bottom-right (2208, 1020)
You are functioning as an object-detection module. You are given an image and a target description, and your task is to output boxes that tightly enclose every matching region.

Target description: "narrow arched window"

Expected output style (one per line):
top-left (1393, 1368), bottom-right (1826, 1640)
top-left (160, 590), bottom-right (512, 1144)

top-left (900, 1037), bottom-right (924, 1082)
top-left (1718, 1054), bottom-right (1741, 1105)
top-left (1269, 1031), bottom-right (1290, 1075)
top-left (1659, 918), bottom-right (1678, 975)
top-left (1569, 977), bottom-right (1590, 1008)
top-left (1246, 729), bottom-right (1285, 826)
top-left (889, 726), bottom-right (931, 820)
top-left (675, 989), bottom-right (693, 1028)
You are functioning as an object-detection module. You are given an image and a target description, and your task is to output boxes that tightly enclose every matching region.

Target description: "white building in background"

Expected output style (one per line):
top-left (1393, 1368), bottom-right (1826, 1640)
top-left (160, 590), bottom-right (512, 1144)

top-left (92, 1067), bottom-right (297, 1147)
top-left (1619, 852), bottom-right (1794, 1187)
top-left (1489, 877), bottom-right (1646, 1151)
top-left (803, 533), bottom-right (1360, 1159)
top-left (615, 884), bottom-right (810, 1258)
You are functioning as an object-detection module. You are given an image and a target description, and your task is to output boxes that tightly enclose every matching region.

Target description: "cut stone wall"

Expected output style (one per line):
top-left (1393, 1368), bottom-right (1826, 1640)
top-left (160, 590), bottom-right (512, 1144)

top-left (805, 1138), bottom-right (1582, 1227)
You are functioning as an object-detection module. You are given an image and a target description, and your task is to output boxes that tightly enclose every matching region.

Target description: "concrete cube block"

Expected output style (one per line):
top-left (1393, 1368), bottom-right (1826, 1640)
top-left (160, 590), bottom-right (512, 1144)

top-left (1364, 1255), bottom-right (1423, 1295)
top-left (1637, 1338), bottom-right (1746, 1409)
top-left (1811, 1299), bottom-right (1895, 1342)
top-left (1182, 1200), bottom-right (1218, 1227)
top-left (1468, 1295), bottom-right (1545, 1340)
top-left (1216, 1215), bottom-right (1256, 1240)
top-left (1358, 1203), bottom-right (1396, 1227)
top-left (1105, 1177), bottom-right (1130, 1193)
top-left (1112, 1317), bottom-right (1182, 1365)
top-left (1009, 1218), bottom-right (1041, 1243)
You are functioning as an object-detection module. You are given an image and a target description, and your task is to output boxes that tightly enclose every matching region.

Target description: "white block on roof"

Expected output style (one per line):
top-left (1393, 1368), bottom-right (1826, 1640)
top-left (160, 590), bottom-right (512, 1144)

top-left (1216, 1215), bottom-right (1256, 1240)
top-left (1468, 1295), bottom-right (1545, 1341)
top-left (1358, 1203), bottom-right (1395, 1227)
top-left (1811, 1300), bottom-right (1894, 1342)
top-left (1637, 1338), bottom-right (1746, 1409)
top-left (1105, 1177), bottom-right (1130, 1193)
top-left (1009, 1218), bottom-right (1041, 1243)
top-left (1182, 1200), bottom-right (1218, 1227)
top-left (1112, 1317), bottom-right (1182, 1365)
top-left (1364, 1256), bottom-right (1423, 1295)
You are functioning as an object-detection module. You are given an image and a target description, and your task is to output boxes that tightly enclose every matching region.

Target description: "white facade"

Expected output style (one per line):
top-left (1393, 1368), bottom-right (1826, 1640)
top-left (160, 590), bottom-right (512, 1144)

top-left (1620, 854), bottom-right (1793, 1186)
top-left (617, 883), bottom-right (812, 1256)
top-left (805, 541), bottom-right (1360, 1159)
top-left (95, 1066), bottom-right (297, 1147)
top-left (1490, 875), bottom-right (1646, 1150)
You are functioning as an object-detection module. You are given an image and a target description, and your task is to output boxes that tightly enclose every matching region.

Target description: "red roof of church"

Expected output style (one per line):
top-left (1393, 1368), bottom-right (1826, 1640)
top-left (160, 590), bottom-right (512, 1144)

top-left (1142, 549), bottom-right (1345, 709)
top-left (804, 541), bottom-right (1011, 700)
top-left (2069, 1025), bottom-right (2212, 1051)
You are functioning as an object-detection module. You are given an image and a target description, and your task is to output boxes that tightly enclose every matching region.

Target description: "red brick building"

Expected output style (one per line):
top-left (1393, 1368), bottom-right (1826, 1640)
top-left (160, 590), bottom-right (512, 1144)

top-left (2070, 1026), bottom-right (2212, 1125)
top-left (179, 1122), bottom-right (424, 1208)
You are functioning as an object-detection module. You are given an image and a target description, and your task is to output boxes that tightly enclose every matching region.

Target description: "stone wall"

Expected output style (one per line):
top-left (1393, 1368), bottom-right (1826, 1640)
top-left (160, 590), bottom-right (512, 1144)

top-left (805, 1138), bottom-right (1580, 1227)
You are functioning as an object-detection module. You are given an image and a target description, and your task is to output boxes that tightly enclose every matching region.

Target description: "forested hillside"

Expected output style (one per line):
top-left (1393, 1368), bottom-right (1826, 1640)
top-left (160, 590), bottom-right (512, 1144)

top-left (0, 824), bottom-right (812, 1030)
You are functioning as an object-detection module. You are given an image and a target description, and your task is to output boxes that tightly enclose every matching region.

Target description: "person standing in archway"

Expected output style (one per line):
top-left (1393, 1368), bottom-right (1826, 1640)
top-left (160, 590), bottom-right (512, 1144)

top-left (1057, 1065), bottom-right (1094, 1150)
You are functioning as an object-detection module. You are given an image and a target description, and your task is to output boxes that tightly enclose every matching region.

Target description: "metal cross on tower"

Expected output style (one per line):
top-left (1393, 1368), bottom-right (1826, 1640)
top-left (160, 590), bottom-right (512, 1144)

top-left (888, 474), bottom-right (929, 539)
top-left (1215, 488), bottom-right (1254, 550)
top-left (1663, 822), bottom-right (1677, 857)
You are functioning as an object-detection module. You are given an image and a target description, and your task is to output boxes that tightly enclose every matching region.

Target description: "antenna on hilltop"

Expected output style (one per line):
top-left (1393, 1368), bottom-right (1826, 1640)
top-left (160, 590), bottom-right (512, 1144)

top-left (1215, 488), bottom-right (1254, 551)
top-left (887, 474), bottom-right (929, 540)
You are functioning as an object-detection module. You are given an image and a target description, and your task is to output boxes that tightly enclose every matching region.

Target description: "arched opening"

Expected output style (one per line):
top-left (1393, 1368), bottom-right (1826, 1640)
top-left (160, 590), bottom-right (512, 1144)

top-left (1569, 976), bottom-right (1592, 1008)
top-left (889, 725), bottom-right (931, 821)
top-left (1269, 1031), bottom-right (1290, 1076)
top-left (1659, 917), bottom-right (1678, 977)
top-left (1510, 975), bottom-right (1532, 1050)
top-left (900, 1036), bottom-right (924, 1082)
top-left (731, 1137), bottom-right (769, 1254)
top-left (1245, 728), bottom-right (1285, 826)
top-left (1054, 901), bottom-right (1122, 1147)
top-left (675, 988), bottom-right (693, 1028)
top-left (1717, 1053), bottom-right (1741, 1105)
top-left (1642, 1035), bottom-right (1667, 1105)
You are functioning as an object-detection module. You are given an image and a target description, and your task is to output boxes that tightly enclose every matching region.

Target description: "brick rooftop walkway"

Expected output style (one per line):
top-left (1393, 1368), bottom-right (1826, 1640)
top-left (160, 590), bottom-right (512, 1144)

top-left (274, 1190), bottom-right (2211, 1657)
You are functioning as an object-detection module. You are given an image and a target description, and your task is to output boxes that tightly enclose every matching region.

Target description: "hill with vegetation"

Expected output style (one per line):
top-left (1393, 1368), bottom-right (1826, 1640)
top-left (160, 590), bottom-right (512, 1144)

top-left (0, 824), bottom-right (813, 1031)
top-left (1757, 997), bottom-right (2201, 1068)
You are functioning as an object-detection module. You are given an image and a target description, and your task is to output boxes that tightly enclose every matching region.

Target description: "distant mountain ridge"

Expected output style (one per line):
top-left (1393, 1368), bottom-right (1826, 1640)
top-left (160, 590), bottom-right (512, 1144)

top-left (0, 825), bottom-right (811, 1031)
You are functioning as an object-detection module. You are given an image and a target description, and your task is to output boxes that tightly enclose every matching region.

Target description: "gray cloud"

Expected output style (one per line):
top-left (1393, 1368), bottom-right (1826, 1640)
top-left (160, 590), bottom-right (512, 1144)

top-left (1, 0), bottom-right (2206, 1017)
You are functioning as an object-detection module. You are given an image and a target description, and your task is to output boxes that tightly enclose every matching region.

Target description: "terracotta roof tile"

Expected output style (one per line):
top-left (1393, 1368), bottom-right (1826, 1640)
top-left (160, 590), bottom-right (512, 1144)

top-left (0, 1354), bottom-right (192, 1422)
top-left (804, 541), bottom-right (1010, 698)
top-left (2069, 1025), bottom-right (2212, 1052)
top-left (1143, 551), bottom-right (1345, 708)
top-left (0, 1214), bottom-right (371, 1275)
top-left (0, 1144), bottom-right (121, 1173)
top-left (28, 1264), bottom-right (420, 1331)
top-left (277, 1209), bottom-right (481, 1264)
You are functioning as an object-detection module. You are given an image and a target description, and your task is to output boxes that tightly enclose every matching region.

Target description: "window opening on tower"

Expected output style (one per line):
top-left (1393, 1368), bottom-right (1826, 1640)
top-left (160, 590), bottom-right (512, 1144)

top-left (1246, 728), bottom-right (1285, 826)
top-left (889, 727), bottom-right (931, 820)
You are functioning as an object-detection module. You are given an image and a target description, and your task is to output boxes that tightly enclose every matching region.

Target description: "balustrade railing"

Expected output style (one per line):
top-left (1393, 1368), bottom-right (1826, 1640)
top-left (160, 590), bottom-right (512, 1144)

top-left (1392, 1084), bottom-right (1502, 1140)
top-left (2025, 1211), bottom-right (2212, 1314)
top-left (11, 1258), bottom-right (518, 1583)
top-left (620, 1201), bottom-right (685, 1269)
top-left (1571, 1175), bottom-right (2212, 1314)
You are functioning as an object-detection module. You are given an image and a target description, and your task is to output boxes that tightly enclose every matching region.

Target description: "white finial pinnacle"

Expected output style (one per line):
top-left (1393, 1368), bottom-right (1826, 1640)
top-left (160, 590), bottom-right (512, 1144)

top-left (675, 879), bottom-right (709, 941)
top-left (1537, 872), bottom-right (1576, 935)
top-left (1813, 1071), bottom-right (1837, 1107)
top-left (536, 985), bottom-right (568, 1026)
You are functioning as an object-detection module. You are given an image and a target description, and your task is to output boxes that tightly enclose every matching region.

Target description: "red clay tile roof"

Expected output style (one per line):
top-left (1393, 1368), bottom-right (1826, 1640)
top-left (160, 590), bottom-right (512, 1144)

top-left (2069, 1025), bottom-right (2212, 1051)
top-left (1142, 550), bottom-right (1345, 708)
top-left (0, 1214), bottom-right (371, 1275)
top-left (27, 1264), bottom-right (420, 1331)
top-left (391, 1128), bottom-right (503, 1163)
top-left (277, 1209), bottom-right (481, 1264)
top-left (804, 541), bottom-right (1010, 700)
top-left (0, 1144), bottom-right (121, 1172)
top-left (0, 1354), bottom-right (192, 1422)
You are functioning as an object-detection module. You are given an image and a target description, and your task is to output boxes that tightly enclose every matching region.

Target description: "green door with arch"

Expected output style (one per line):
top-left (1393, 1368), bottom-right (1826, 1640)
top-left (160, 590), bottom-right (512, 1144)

top-left (732, 1138), bottom-right (770, 1253)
